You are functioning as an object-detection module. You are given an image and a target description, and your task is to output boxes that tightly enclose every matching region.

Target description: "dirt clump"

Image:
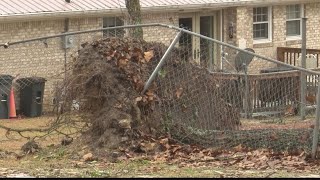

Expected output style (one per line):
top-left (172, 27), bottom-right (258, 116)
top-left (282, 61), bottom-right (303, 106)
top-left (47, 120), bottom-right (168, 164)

top-left (21, 140), bottom-right (41, 154)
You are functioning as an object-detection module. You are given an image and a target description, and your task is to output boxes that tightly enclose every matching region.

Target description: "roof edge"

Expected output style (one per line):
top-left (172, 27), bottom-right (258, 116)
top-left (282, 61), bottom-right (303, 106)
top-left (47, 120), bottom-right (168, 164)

top-left (0, 0), bottom-right (318, 22)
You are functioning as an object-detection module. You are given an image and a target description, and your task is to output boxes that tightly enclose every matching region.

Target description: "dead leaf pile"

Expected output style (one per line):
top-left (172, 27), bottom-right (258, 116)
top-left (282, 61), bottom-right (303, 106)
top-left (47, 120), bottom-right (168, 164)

top-left (111, 135), bottom-right (318, 171)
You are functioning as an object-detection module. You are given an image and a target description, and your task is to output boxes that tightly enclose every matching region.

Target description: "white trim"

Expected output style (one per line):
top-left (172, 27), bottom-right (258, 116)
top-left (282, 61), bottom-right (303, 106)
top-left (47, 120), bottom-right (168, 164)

top-left (286, 35), bottom-right (302, 41)
top-left (253, 39), bottom-right (272, 44)
top-left (253, 6), bottom-right (272, 45)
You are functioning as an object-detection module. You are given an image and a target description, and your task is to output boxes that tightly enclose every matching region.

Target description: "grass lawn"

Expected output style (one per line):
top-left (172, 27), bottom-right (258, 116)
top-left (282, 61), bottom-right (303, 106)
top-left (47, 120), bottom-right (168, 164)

top-left (0, 116), bottom-right (320, 178)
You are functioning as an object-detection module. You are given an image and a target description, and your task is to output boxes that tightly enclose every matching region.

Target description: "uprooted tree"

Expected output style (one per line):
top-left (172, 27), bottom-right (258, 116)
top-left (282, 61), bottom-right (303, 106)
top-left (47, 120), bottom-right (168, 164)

top-left (58, 36), bottom-right (242, 150)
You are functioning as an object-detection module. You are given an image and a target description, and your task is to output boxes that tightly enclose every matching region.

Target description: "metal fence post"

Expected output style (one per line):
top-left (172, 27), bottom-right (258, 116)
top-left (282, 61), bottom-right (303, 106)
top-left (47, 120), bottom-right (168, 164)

top-left (142, 31), bottom-right (182, 94)
top-left (244, 64), bottom-right (250, 119)
top-left (300, 17), bottom-right (307, 120)
top-left (311, 77), bottom-right (320, 159)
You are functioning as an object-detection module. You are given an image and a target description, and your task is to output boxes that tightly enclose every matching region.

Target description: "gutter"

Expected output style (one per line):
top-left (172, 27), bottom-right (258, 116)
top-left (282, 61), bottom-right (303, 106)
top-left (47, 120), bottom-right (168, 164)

top-left (0, 9), bottom-right (123, 22)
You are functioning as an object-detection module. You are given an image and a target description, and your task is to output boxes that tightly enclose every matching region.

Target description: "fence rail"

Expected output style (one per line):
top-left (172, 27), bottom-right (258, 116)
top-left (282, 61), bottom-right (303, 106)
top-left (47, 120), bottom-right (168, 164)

top-left (212, 70), bottom-right (303, 116)
top-left (277, 47), bottom-right (320, 67)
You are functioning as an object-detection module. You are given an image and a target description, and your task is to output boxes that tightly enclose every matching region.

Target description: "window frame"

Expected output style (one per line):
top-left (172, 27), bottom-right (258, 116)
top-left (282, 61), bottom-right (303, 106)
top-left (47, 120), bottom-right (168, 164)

top-left (286, 4), bottom-right (304, 40)
top-left (102, 16), bottom-right (125, 38)
top-left (253, 6), bottom-right (273, 44)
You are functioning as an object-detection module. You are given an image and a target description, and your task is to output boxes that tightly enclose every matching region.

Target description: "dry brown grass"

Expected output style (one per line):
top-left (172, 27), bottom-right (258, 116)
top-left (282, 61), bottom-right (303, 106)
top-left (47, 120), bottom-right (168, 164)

top-left (0, 115), bottom-right (320, 178)
top-left (241, 116), bottom-right (314, 130)
top-left (0, 115), bottom-right (62, 151)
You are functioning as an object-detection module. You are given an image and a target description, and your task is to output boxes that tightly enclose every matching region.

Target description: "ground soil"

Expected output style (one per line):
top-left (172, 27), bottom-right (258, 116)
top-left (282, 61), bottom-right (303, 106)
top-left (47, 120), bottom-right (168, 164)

top-left (1, 116), bottom-right (320, 178)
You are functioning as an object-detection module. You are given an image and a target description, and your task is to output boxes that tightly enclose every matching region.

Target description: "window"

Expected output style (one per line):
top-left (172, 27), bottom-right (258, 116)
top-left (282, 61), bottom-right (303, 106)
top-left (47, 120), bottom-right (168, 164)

top-left (103, 17), bottom-right (124, 37)
top-left (253, 7), bottom-right (272, 42)
top-left (286, 4), bottom-right (303, 37)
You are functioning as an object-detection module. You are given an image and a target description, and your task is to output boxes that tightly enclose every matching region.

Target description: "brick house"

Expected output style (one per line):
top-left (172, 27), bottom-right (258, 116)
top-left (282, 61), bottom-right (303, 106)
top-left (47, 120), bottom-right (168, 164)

top-left (0, 0), bottom-right (319, 112)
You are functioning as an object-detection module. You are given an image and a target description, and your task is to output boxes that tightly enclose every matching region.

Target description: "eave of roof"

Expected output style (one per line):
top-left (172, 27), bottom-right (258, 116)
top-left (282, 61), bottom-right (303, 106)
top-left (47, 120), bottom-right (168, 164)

top-left (0, 0), bottom-right (317, 22)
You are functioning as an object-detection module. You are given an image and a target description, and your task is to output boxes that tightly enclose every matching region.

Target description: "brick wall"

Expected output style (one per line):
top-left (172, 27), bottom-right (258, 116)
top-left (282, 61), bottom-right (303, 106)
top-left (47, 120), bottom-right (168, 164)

top-left (142, 13), bottom-right (179, 45)
top-left (0, 13), bottom-right (177, 114)
top-left (0, 17), bottom-right (102, 113)
top-left (222, 8), bottom-right (238, 71)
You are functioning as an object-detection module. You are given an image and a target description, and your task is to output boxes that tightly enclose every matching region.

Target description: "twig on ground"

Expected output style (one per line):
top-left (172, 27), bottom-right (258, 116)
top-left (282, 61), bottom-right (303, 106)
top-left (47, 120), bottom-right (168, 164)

top-left (264, 171), bottom-right (276, 178)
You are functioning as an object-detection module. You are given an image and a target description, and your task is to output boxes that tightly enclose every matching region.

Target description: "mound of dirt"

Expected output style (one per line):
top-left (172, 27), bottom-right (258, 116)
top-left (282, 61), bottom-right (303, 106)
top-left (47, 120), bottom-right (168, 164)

top-left (62, 37), bottom-right (240, 152)
top-left (63, 38), bottom-right (167, 147)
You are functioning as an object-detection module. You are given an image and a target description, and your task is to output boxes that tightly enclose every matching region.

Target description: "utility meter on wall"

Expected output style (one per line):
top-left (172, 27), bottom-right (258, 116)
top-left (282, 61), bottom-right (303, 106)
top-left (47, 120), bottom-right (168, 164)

top-left (62, 35), bottom-right (74, 49)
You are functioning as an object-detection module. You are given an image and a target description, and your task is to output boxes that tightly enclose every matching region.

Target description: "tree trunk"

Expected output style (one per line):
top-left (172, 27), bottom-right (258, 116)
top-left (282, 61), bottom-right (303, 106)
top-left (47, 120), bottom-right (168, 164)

top-left (125, 0), bottom-right (143, 39)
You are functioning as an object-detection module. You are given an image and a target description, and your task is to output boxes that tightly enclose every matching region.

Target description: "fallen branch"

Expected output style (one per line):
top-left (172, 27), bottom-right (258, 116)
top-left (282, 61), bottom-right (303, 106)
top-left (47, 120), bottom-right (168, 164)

top-left (0, 124), bottom-right (55, 133)
top-left (0, 114), bottom-right (73, 141)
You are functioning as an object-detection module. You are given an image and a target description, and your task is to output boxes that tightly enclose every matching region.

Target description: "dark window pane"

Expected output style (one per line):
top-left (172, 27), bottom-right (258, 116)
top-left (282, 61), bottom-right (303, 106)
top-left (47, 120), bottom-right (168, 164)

top-left (116, 17), bottom-right (124, 26)
top-left (103, 17), bottom-right (124, 37)
top-left (287, 20), bottom-right (301, 36)
top-left (253, 23), bottom-right (269, 39)
top-left (262, 7), bottom-right (268, 14)
top-left (295, 11), bottom-right (301, 18)
top-left (257, 7), bottom-right (261, 14)
top-left (262, 14), bottom-right (268, 21)
top-left (257, 15), bottom-right (261, 22)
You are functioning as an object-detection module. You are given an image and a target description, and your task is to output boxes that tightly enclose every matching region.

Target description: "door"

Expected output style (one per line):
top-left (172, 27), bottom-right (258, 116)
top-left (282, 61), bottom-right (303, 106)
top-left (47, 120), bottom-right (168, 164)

top-left (179, 12), bottom-right (217, 70)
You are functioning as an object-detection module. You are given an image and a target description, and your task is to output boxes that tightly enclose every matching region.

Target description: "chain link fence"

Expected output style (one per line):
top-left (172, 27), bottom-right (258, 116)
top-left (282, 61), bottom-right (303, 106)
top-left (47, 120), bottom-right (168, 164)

top-left (1, 24), bottom-right (320, 156)
top-left (148, 30), bottom-right (318, 153)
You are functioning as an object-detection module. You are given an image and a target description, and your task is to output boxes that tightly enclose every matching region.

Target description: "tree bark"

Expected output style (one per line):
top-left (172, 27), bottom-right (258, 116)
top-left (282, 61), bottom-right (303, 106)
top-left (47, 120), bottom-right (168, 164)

top-left (125, 0), bottom-right (143, 39)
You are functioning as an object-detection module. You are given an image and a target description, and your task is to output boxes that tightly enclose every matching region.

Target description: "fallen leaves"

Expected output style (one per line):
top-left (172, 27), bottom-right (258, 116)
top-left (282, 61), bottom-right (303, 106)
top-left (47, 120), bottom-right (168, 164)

top-left (135, 96), bottom-right (143, 102)
top-left (159, 138), bottom-right (170, 150)
top-left (175, 88), bottom-right (183, 99)
top-left (83, 153), bottom-right (94, 162)
top-left (113, 135), bottom-right (318, 173)
top-left (117, 58), bottom-right (129, 69)
top-left (139, 142), bottom-right (157, 153)
top-left (145, 91), bottom-right (155, 101)
top-left (144, 50), bottom-right (154, 62)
